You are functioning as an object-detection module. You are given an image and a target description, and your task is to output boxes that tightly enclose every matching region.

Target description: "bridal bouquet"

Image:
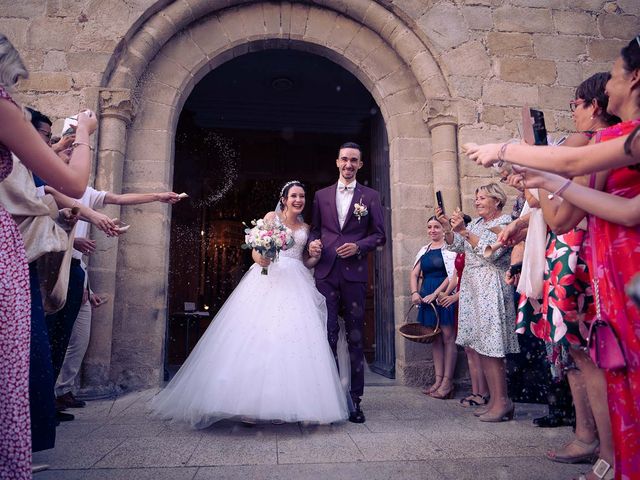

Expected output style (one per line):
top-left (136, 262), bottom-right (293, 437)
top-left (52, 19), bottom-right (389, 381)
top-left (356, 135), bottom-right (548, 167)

top-left (242, 218), bottom-right (295, 275)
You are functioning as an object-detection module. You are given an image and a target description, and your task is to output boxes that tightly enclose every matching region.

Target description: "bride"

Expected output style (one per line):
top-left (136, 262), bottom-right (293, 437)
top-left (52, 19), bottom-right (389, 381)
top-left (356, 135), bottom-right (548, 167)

top-left (149, 181), bottom-right (349, 427)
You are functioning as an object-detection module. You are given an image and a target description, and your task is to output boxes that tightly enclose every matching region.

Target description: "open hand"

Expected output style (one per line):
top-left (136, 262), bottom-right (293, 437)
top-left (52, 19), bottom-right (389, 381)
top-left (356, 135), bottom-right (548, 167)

top-left (438, 293), bottom-right (458, 308)
top-left (498, 220), bottom-right (526, 246)
top-left (462, 142), bottom-right (502, 168)
top-left (422, 292), bottom-right (438, 304)
top-left (89, 293), bottom-right (107, 308)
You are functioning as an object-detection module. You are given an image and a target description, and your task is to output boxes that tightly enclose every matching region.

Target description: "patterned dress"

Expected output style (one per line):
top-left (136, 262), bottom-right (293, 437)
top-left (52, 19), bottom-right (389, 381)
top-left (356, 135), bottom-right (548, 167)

top-left (516, 229), bottom-right (595, 378)
top-left (0, 87), bottom-right (32, 478)
top-left (447, 215), bottom-right (519, 357)
top-left (588, 119), bottom-right (640, 480)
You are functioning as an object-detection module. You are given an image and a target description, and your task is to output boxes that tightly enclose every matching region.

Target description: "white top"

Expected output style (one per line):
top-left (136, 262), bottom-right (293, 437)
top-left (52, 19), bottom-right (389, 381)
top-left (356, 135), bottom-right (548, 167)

top-left (335, 180), bottom-right (356, 229)
top-left (73, 186), bottom-right (107, 259)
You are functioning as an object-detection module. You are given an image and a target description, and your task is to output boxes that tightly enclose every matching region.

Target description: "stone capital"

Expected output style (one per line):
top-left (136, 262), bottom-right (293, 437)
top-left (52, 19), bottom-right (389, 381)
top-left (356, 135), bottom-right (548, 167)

top-left (422, 97), bottom-right (458, 131)
top-left (98, 88), bottom-right (136, 125)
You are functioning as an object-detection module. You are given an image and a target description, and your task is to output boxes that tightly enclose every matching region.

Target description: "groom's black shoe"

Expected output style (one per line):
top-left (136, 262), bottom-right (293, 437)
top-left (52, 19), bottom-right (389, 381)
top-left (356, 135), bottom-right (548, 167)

top-left (349, 404), bottom-right (365, 423)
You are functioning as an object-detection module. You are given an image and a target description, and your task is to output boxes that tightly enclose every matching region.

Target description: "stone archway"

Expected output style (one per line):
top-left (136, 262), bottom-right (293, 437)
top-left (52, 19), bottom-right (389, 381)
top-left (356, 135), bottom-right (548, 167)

top-left (85, 1), bottom-right (461, 392)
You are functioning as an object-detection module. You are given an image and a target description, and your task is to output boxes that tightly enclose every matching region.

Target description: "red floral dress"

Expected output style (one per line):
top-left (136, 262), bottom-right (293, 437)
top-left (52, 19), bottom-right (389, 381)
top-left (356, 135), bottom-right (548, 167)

top-left (588, 118), bottom-right (640, 480)
top-left (0, 87), bottom-right (32, 479)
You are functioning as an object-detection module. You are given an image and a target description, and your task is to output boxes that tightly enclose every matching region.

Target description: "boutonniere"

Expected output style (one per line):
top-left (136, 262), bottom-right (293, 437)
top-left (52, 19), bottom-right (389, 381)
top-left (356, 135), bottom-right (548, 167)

top-left (353, 197), bottom-right (368, 222)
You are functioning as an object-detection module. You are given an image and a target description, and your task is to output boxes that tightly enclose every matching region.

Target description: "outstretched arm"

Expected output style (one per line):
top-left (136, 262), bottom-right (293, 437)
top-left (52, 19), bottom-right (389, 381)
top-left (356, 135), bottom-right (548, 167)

top-left (104, 191), bottom-right (180, 205)
top-left (520, 167), bottom-right (640, 227)
top-left (464, 134), bottom-right (635, 178)
top-left (0, 102), bottom-right (97, 197)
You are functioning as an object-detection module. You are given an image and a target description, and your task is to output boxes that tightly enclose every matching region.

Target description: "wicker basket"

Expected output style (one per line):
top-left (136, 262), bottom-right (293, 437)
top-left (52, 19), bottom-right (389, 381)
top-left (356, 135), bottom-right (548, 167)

top-left (398, 303), bottom-right (441, 344)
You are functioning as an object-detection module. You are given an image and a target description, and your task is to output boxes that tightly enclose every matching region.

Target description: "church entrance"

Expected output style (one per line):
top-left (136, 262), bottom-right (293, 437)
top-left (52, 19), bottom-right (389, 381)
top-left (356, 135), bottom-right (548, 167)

top-left (165, 49), bottom-right (395, 379)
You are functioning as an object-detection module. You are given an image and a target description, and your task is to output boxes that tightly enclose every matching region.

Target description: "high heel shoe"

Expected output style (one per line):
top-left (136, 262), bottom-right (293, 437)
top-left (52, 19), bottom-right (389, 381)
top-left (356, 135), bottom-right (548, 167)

top-left (422, 375), bottom-right (443, 396)
top-left (474, 406), bottom-right (490, 417)
top-left (430, 377), bottom-right (455, 399)
top-left (478, 402), bottom-right (515, 422)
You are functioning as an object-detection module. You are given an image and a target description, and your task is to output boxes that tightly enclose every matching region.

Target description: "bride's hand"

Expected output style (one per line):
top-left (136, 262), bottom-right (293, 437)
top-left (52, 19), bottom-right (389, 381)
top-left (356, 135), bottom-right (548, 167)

top-left (252, 250), bottom-right (271, 267)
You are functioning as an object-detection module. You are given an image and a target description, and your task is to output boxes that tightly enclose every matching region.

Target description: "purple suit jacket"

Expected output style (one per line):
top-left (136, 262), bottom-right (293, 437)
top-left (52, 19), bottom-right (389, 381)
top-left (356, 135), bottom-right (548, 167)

top-left (309, 182), bottom-right (386, 282)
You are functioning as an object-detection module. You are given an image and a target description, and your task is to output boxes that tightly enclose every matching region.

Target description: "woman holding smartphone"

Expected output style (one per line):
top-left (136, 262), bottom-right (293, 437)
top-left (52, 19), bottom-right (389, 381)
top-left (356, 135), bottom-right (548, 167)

top-left (410, 216), bottom-right (457, 399)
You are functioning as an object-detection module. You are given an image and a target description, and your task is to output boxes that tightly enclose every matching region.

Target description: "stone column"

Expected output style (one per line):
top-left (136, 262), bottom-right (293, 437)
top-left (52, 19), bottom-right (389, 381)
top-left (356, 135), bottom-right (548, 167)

top-left (423, 98), bottom-right (460, 213)
top-left (80, 88), bottom-right (134, 397)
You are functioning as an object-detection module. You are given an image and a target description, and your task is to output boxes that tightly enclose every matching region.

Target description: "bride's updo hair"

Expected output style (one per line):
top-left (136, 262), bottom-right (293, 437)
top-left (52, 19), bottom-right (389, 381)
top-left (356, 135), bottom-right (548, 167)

top-left (279, 180), bottom-right (305, 210)
top-left (0, 34), bottom-right (28, 91)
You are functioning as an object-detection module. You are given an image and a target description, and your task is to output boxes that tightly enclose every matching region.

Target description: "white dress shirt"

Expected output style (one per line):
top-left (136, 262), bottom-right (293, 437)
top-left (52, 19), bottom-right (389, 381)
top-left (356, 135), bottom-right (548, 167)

top-left (336, 180), bottom-right (356, 229)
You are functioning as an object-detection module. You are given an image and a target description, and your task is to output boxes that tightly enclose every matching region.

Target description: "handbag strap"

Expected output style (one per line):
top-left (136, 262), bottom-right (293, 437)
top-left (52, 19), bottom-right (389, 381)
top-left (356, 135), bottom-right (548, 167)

top-left (587, 173), bottom-right (603, 324)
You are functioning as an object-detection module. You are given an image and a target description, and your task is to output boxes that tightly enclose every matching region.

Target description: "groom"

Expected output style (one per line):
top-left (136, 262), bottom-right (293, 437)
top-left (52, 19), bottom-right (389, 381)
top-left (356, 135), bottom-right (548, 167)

top-left (309, 142), bottom-right (386, 423)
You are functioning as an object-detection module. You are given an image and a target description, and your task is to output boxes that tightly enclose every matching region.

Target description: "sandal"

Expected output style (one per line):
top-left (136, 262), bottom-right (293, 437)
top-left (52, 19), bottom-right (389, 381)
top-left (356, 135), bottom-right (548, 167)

top-left (546, 438), bottom-right (599, 464)
top-left (460, 393), bottom-right (489, 408)
top-left (575, 458), bottom-right (614, 480)
top-left (422, 375), bottom-right (443, 396)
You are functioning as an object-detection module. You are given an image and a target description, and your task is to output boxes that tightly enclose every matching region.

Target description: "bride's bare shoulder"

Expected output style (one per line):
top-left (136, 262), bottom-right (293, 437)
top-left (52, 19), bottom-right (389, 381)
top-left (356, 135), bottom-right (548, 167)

top-left (264, 211), bottom-right (277, 221)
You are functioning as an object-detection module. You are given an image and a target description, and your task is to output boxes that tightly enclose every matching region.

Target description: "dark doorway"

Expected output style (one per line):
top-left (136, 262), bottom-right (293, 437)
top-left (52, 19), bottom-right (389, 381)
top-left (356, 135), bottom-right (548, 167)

top-left (166, 49), bottom-right (394, 379)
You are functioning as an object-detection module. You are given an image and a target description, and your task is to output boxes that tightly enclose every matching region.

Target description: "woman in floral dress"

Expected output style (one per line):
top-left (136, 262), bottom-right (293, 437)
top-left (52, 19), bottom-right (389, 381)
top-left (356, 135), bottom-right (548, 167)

top-left (438, 183), bottom-right (519, 422)
top-left (0, 34), bottom-right (96, 478)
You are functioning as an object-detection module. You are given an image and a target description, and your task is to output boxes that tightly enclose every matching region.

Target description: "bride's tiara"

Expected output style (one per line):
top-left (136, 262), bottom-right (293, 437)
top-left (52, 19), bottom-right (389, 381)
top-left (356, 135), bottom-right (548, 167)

top-left (279, 180), bottom-right (303, 198)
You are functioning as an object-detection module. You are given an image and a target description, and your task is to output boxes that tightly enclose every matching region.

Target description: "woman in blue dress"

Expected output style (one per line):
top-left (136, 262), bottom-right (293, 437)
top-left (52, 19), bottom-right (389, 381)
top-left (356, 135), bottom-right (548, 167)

top-left (410, 216), bottom-right (457, 399)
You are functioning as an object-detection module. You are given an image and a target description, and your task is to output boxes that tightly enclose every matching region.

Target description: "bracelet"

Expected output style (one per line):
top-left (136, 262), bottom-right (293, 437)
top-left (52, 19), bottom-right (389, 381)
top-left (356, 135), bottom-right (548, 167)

top-left (411, 291), bottom-right (419, 295)
top-left (72, 141), bottom-right (94, 151)
top-left (547, 179), bottom-right (572, 200)
top-left (496, 143), bottom-right (508, 167)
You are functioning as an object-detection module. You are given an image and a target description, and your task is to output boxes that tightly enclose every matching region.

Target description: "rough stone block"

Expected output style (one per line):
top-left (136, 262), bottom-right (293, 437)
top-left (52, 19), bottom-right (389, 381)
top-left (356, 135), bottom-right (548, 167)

top-left (390, 0), bottom-right (433, 19)
top-left (261, 2), bottom-right (282, 36)
top-left (361, 44), bottom-right (404, 82)
top-left (377, 67), bottom-right (418, 97)
top-left (618, 0), bottom-right (640, 14)
top-left (131, 100), bottom-right (176, 133)
top-left (498, 57), bottom-right (556, 84)
top-left (443, 41), bottom-right (491, 77)
top-left (556, 62), bottom-right (583, 87)
top-left (390, 157), bottom-right (432, 186)
top-left (0, 18), bottom-right (28, 49)
top-left (289, 3), bottom-right (310, 39)
top-left (325, 12), bottom-right (359, 52)
top-left (217, 7), bottom-right (248, 43)
top-left (589, 38), bottom-right (626, 63)
top-left (385, 87), bottom-right (424, 116)
top-left (159, 31), bottom-right (207, 74)
top-left (450, 76), bottom-right (483, 100)
top-left (0, 0), bottom-right (44, 18)
top-left (71, 71), bottom-right (101, 88)
top-left (561, 0), bottom-right (606, 11)
top-left (483, 80), bottom-right (539, 107)
top-left (42, 50), bottom-right (67, 72)
top-left (27, 18), bottom-right (80, 51)
top-left (553, 10), bottom-right (596, 35)
top-left (410, 51), bottom-right (444, 86)
top-left (66, 51), bottom-right (111, 73)
top-left (126, 129), bottom-right (172, 162)
top-left (533, 35), bottom-right (587, 61)
top-left (493, 6), bottom-right (553, 33)
top-left (19, 72), bottom-right (73, 92)
top-left (147, 53), bottom-right (192, 91)
top-left (190, 15), bottom-right (231, 57)
top-left (393, 138), bottom-right (432, 159)
top-left (507, 0), bottom-right (554, 5)
top-left (539, 85), bottom-right (575, 110)
top-left (417, 2), bottom-right (470, 51)
top-left (304, 7), bottom-right (338, 44)
top-left (598, 14), bottom-right (639, 40)
top-left (487, 32), bottom-right (533, 56)
top-left (481, 105), bottom-right (506, 126)
top-left (582, 61), bottom-right (615, 78)
top-left (345, 26), bottom-right (384, 65)
top-left (462, 6), bottom-right (493, 30)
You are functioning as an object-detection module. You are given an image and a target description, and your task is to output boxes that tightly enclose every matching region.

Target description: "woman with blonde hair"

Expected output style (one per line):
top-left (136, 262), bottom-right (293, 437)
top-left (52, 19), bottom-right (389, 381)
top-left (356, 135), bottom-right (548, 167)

top-left (437, 183), bottom-right (519, 422)
top-left (0, 34), bottom-right (97, 478)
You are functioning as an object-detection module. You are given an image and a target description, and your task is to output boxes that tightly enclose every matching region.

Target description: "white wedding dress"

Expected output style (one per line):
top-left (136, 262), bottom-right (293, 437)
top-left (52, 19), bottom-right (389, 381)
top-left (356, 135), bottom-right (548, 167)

top-left (149, 225), bottom-right (349, 428)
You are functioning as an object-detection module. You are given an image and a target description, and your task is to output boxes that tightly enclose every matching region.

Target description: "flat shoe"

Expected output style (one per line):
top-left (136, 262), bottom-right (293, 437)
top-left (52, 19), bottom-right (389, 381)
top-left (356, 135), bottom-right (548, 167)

top-left (546, 438), bottom-right (599, 464)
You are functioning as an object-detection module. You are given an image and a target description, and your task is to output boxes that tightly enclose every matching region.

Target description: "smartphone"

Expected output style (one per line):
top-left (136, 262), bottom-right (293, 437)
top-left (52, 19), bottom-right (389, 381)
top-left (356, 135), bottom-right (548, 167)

top-left (61, 114), bottom-right (78, 137)
top-left (509, 263), bottom-right (523, 276)
top-left (435, 191), bottom-right (445, 214)
top-left (530, 109), bottom-right (548, 146)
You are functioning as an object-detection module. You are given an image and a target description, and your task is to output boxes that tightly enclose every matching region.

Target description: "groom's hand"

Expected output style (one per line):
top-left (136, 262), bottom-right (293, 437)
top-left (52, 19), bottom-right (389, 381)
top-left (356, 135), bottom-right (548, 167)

top-left (336, 243), bottom-right (359, 258)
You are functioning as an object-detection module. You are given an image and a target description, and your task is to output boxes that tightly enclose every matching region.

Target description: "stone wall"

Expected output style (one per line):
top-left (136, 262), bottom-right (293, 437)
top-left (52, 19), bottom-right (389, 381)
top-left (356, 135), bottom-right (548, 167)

top-left (2, 0), bottom-right (638, 389)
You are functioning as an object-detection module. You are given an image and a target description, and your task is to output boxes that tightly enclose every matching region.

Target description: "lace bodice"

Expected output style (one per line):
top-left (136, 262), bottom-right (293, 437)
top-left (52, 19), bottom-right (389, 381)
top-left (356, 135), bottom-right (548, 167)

top-left (279, 225), bottom-right (309, 261)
